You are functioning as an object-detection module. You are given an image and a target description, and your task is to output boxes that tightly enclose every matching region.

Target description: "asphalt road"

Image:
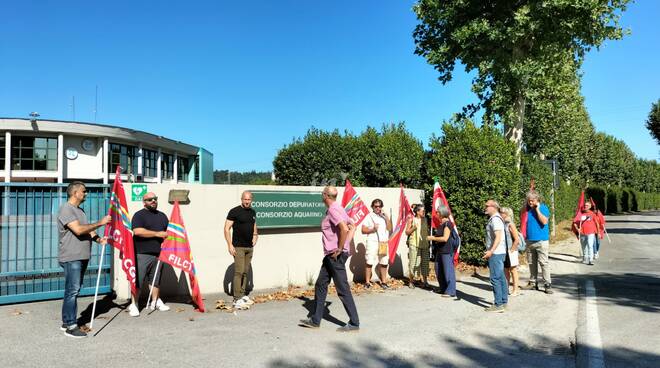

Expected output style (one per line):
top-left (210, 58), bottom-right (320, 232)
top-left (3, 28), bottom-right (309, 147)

top-left (576, 211), bottom-right (660, 368)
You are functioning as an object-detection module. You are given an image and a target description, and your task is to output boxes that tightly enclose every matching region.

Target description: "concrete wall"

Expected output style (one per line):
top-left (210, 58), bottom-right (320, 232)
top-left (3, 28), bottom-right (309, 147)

top-left (112, 184), bottom-right (425, 300)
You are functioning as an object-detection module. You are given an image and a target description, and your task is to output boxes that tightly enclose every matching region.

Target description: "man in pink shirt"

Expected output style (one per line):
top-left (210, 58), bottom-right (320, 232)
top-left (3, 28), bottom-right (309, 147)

top-left (299, 186), bottom-right (359, 332)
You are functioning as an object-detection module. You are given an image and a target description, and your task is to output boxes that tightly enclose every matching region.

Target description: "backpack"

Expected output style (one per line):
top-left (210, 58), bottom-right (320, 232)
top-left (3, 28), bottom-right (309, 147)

top-left (446, 222), bottom-right (461, 254)
top-left (517, 230), bottom-right (526, 252)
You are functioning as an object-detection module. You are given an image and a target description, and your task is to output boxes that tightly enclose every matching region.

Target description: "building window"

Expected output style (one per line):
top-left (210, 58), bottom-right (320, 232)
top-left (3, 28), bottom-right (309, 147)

top-left (0, 136), bottom-right (5, 169)
top-left (161, 153), bottom-right (174, 180)
top-left (177, 156), bottom-right (190, 181)
top-left (143, 149), bottom-right (158, 177)
top-left (109, 143), bottom-right (138, 176)
top-left (193, 155), bottom-right (200, 182)
top-left (11, 136), bottom-right (58, 171)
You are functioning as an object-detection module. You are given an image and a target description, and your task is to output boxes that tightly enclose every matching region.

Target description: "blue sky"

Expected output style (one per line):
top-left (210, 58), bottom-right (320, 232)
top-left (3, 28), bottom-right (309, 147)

top-left (1, 1), bottom-right (658, 171)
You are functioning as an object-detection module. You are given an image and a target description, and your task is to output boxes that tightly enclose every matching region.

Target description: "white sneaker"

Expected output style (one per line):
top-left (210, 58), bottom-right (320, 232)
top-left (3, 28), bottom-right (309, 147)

top-left (594, 253), bottom-right (599, 259)
top-left (128, 303), bottom-right (140, 317)
top-left (233, 299), bottom-right (249, 310)
top-left (241, 296), bottom-right (255, 305)
top-left (150, 298), bottom-right (170, 311)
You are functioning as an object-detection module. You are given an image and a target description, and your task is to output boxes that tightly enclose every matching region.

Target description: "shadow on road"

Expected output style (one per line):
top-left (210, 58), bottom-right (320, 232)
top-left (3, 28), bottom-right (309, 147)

top-left (606, 228), bottom-right (660, 236)
top-left (267, 332), bottom-right (660, 367)
top-left (552, 272), bottom-right (660, 314)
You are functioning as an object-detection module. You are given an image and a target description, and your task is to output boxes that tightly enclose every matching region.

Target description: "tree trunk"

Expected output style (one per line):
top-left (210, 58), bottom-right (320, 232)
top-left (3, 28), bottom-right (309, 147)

top-left (505, 93), bottom-right (525, 169)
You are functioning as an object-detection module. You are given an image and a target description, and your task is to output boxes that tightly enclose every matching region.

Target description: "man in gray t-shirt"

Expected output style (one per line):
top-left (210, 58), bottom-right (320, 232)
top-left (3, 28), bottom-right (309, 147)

top-left (57, 181), bottom-right (110, 339)
top-left (483, 199), bottom-right (508, 312)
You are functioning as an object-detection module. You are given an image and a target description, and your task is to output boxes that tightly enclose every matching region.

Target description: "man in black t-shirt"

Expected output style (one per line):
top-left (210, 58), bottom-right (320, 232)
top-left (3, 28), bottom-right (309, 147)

top-left (224, 191), bottom-right (258, 310)
top-left (129, 192), bottom-right (170, 317)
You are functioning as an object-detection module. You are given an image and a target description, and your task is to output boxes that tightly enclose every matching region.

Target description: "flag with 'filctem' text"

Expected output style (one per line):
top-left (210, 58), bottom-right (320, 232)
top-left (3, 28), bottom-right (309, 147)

top-left (159, 201), bottom-right (205, 312)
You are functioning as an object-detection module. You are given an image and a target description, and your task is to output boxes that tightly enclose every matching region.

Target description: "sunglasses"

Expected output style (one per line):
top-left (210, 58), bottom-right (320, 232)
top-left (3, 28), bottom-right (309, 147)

top-left (373, 205), bottom-right (382, 208)
top-left (144, 197), bottom-right (158, 202)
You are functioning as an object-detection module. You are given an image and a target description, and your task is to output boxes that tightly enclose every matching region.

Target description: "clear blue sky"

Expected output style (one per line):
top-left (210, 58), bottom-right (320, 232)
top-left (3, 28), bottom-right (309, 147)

top-left (1, 1), bottom-right (658, 171)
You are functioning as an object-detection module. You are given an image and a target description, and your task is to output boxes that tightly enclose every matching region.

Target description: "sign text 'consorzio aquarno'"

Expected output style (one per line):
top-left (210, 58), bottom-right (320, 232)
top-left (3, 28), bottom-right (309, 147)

top-left (251, 191), bottom-right (326, 229)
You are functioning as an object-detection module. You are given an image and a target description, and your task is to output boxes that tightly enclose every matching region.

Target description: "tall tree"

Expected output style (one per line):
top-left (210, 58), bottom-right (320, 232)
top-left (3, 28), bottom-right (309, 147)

top-left (413, 0), bottom-right (630, 164)
top-left (646, 99), bottom-right (660, 145)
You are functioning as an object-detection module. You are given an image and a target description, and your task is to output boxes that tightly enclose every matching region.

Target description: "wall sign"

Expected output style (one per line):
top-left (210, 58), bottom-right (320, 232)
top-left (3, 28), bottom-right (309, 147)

top-left (131, 184), bottom-right (148, 201)
top-left (251, 191), bottom-right (326, 229)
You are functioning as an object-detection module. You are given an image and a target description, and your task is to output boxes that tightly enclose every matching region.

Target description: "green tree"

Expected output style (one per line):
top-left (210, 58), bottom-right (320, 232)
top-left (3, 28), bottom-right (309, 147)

top-left (273, 128), bottom-right (363, 186)
top-left (413, 0), bottom-right (630, 162)
top-left (646, 99), bottom-right (660, 145)
top-left (273, 123), bottom-right (424, 188)
top-left (427, 118), bottom-right (520, 265)
top-left (359, 123), bottom-right (425, 188)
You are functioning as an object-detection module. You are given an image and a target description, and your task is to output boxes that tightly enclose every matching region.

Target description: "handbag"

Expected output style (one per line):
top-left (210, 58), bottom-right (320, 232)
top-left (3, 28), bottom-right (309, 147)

top-left (378, 241), bottom-right (388, 256)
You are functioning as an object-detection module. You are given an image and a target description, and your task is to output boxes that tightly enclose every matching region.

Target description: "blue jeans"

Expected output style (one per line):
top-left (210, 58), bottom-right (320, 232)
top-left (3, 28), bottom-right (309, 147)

top-left (594, 236), bottom-right (601, 254)
top-left (436, 253), bottom-right (456, 296)
top-left (60, 260), bottom-right (88, 327)
top-left (488, 254), bottom-right (508, 306)
top-left (581, 234), bottom-right (595, 264)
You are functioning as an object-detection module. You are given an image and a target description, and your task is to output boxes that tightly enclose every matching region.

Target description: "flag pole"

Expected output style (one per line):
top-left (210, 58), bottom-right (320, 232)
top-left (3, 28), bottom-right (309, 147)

top-left (146, 260), bottom-right (162, 309)
top-left (89, 243), bottom-right (106, 330)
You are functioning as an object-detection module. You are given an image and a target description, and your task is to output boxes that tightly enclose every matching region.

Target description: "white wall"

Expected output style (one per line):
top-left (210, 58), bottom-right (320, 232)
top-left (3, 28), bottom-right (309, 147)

top-left (63, 136), bottom-right (104, 180)
top-left (111, 184), bottom-right (425, 300)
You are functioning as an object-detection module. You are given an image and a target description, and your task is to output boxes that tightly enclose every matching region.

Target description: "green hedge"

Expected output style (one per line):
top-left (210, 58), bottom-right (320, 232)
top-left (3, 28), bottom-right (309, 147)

top-left (426, 119), bottom-right (519, 266)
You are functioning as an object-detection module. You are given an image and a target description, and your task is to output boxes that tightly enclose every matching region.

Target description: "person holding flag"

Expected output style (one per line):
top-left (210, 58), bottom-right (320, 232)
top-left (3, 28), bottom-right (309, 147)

top-left (572, 200), bottom-right (600, 265)
top-left (361, 199), bottom-right (392, 289)
top-left (129, 192), bottom-right (171, 316)
top-left (520, 190), bottom-right (553, 294)
top-left (57, 181), bottom-right (110, 338)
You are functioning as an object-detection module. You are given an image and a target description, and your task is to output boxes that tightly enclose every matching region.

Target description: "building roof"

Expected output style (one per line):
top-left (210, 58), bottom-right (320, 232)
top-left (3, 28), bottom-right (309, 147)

top-left (1, 118), bottom-right (200, 155)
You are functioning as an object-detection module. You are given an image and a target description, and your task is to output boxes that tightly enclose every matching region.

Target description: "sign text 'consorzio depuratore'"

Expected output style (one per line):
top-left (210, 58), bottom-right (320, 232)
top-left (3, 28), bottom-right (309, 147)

top-left (251, 191), bottom-right (325, 228)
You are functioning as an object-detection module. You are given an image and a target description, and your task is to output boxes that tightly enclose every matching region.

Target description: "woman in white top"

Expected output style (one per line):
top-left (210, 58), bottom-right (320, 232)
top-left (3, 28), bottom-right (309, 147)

top-left (361, 199), bottom-right (392, 289)
top-left (500, 207), bottom-right (521, 297)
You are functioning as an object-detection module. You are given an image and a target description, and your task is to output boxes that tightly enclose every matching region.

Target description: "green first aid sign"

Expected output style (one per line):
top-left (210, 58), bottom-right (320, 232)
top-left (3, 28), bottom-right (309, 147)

top-left (251, 191), bottom-right (326, 229)
top-left (131, 184), bottom-right (148, 201)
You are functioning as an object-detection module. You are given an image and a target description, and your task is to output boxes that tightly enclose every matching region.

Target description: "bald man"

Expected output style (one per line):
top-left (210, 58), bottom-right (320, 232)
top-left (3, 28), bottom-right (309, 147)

top-left (224, 191), bottom-right (258, 310)
top-left (130, 192), bottom-right (171, 317)
top-left (299, 186), bottom-right (359, 332)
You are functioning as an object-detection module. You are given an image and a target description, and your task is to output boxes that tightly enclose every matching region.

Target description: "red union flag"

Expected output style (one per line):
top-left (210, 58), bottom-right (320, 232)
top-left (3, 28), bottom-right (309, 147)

top-left (520, 178), bottom-right (535, 239)
top-left (104, 166), bottom-right (138, 298)
top-left (341, 179), bottom-right (369, 226)
top-left (159, 201), bottom-right (205, 312)
top-left (572, 191), bottom-right (586, 239)
top-left (388, 185), bottom-right (413, 264)
top-left (431, 178), bottom-right (459, 265)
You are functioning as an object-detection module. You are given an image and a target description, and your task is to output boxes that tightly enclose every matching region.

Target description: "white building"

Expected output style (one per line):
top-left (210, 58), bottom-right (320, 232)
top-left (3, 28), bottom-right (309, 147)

top-left (1, 118), bottom-right (214, 184)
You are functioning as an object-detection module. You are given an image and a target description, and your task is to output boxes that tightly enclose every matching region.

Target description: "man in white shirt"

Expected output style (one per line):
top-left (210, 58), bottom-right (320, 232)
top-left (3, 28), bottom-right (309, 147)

top-left (483, 199), bottom-right (508, 313)
top-left (361, 199), bottom-right (392, 289)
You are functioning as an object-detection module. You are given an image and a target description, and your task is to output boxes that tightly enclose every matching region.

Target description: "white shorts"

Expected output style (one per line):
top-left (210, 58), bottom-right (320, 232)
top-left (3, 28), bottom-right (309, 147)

top-left (507, 249), bottom-right (519, 267)
top-left (365, 240), bottom-right (389, 266)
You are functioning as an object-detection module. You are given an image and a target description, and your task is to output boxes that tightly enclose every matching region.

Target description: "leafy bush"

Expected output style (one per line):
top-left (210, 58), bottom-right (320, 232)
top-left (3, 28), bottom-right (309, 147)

top-left (426, 119), bottom-right (520, 266)
top-left (606, 187), bottom-right (622, 214)
top-left (273, 123), bottom-right (424, 188)
top-left (586, 186), bottom-right (607, 212)
top-left (555, 181), bottom-right (581, 222)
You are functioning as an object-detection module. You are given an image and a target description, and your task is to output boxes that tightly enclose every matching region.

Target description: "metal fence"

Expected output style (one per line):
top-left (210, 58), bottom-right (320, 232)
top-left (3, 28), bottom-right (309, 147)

top-left (0, 183), bottom-right (112, 304)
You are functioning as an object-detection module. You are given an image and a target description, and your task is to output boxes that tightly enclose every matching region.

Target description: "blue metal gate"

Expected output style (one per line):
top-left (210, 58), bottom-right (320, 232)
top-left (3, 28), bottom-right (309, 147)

top-left (0, 183), bottom-right (112, 304)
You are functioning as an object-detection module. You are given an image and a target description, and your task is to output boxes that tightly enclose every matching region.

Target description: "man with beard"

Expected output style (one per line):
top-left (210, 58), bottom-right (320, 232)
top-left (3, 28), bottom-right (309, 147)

top-left (129, 192), bottom-right (171, 316)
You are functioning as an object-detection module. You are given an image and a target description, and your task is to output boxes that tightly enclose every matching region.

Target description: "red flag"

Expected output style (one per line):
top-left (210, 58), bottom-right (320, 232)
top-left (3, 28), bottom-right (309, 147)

top-left (159, 201), bottom-right (205, 312)
top-left (572, 191), bottom-right (586, 238)
top-left (341, 179), bottom-right (369, 226)
top-left (590, 198), bottom-right (606, 238)
top-left (104, 166), bottom-right (138, 298)
top-left (520, 179), bottom-right (536, 239)
top-left (431, 179), bottom-right (460, 265)
top-left (388, 185), bottom-right (413, 264)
